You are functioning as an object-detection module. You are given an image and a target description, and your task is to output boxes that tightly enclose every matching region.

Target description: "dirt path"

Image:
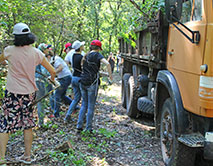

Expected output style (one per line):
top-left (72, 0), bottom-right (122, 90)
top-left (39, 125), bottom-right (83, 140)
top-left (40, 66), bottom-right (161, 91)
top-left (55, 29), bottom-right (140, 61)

top-left (5, 72), bottom-right (164, 166)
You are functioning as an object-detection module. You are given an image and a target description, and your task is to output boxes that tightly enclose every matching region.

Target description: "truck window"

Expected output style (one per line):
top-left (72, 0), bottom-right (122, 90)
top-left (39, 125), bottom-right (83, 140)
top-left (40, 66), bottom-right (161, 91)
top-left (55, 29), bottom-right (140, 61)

top-left (192, 0), bottom-right (202, 21)
top-left (181, 0), bottom-right (192, 23)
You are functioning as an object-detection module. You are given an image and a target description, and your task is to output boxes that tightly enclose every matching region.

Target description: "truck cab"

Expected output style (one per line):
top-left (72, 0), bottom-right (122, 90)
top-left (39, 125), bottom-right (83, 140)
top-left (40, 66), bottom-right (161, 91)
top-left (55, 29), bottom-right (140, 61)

top-left (119, 0), bottom-right (213, 165)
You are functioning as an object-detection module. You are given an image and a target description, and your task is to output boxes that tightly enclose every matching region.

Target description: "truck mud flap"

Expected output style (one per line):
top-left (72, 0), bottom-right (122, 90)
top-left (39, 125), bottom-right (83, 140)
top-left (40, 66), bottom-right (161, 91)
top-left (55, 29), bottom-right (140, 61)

top-left (137, 96), bottom-right (154, 115)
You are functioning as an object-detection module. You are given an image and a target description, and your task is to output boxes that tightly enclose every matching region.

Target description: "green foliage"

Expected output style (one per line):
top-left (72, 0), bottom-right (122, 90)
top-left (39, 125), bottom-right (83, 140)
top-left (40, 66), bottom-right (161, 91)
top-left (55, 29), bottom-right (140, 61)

top-left (47, 148), bottom-right (87, 166)
top-left (98, 128), bottom-right (117, 138)
top-left (0, 0), bottom-right (165, 56)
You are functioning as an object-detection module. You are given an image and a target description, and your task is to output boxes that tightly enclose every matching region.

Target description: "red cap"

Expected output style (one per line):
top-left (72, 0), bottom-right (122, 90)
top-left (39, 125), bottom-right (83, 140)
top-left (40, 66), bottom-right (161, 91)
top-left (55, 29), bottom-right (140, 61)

top-left (64, 42), bottom-right (72, 52)
top-left (90, 40), bottom-right (102, 50)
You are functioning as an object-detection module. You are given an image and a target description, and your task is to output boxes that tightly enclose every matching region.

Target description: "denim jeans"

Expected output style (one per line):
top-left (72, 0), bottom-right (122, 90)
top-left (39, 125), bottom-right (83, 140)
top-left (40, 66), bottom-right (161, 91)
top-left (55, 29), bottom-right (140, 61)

top-left (65, 76), bottom-right (81, 118)
top-left (36, 81), bottom-right (54, 125)
top-left (46, 83), bottom-right (54, 111)
top-left (36, 81), bottom-right (45, 125)
top-left (77, 83), bottom-right (98, 131)
top-left (54, 75), bottom-right (72, 117)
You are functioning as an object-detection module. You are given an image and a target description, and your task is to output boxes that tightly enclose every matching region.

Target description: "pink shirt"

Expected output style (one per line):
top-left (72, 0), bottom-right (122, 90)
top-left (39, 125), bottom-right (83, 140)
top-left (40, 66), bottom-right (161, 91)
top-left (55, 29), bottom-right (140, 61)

top-left (4, 45), bottom-right (44, 94)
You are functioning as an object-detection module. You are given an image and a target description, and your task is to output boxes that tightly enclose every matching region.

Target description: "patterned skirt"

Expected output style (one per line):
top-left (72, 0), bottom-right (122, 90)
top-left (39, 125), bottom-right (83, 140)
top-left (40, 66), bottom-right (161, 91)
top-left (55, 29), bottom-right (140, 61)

top-left (0, 90), bottom-right (36, 133)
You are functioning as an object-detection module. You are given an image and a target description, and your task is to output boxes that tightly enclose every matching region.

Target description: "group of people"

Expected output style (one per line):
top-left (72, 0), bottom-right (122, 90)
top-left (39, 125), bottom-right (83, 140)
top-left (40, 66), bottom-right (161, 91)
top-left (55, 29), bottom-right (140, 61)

top-left (107, 51), bottom-right (122, 74)
top-left (0, 22), bottom-right (112, 165)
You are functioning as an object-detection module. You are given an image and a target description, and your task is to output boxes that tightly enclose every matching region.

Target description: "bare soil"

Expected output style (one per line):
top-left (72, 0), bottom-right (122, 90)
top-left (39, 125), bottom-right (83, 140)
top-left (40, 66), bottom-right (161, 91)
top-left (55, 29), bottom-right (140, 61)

top-left (5, 72), bottom-right (164, 166)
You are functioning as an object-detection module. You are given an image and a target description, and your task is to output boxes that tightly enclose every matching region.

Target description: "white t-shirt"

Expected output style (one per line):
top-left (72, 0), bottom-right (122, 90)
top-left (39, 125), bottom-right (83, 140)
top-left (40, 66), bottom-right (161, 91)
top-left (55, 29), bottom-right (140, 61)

top-left (64, 49), bottom-right (75, 67)
top-left (54, 56), bottom-right (71, 79)
top-left (4, 45), bottom-right (44, 94)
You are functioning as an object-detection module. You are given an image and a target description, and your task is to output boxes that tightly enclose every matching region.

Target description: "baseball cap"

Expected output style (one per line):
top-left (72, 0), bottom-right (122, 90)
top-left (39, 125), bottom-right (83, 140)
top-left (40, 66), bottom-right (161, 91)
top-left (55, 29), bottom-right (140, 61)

top-left (90, 40), bottom-right (102, 50)
top-left (38, 43), bottom-right (52, 52)
top-left (12, 23), bottom-right (31, 35)
top-left (72, 40), bottom-right (85, 50)
top-left (64, 42), bottom-right (72, 52)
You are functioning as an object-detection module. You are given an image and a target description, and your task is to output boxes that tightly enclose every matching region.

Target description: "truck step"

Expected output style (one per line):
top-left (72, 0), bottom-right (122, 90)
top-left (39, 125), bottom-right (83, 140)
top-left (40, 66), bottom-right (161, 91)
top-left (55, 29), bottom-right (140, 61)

top-left (137, 96), bottom-right (154, 114)
top-left (178, 133), bottom-right (205, 147)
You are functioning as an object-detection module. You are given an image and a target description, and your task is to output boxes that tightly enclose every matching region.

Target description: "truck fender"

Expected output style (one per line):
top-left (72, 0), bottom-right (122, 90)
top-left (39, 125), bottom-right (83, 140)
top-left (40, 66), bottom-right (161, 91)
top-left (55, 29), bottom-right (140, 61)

top-left (155, 70), bottom-right (190, 136)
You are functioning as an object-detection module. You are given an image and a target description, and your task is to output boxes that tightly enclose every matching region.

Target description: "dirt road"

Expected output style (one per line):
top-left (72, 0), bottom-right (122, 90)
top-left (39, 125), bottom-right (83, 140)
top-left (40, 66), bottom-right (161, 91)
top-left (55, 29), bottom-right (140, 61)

top-left (6, 72), bottom-right (164, 166)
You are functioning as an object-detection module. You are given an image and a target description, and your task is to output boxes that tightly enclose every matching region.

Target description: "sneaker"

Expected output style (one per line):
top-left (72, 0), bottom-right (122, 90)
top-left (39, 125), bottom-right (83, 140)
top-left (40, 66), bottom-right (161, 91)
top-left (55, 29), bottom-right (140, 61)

top-left (48, 114), bottom-right (55, 118)
top-left (0, 159), bottom-right (7, 166)
top-left (76, 128), bottom-right (83, 134)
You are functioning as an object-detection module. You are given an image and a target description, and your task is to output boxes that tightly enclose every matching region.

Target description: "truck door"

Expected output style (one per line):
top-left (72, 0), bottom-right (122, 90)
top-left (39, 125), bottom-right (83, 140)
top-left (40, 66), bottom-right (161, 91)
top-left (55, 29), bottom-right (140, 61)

top-left (167, 0), bottom-right (206, 115)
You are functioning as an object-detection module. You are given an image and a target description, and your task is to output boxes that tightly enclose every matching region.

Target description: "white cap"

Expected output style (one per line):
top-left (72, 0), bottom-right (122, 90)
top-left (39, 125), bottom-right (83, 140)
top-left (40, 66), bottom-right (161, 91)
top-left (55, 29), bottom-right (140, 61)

top-left (12, 23), bottom-right (31, 35)
top-left (72, 40), bottom-right (85, 50)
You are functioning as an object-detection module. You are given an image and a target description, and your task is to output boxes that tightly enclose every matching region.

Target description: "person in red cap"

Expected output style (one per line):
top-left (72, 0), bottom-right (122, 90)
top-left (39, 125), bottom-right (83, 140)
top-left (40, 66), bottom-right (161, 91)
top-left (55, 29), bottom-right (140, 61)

top-left (76, 40), bottom-right (113, 133)
top-left (64, 42), bottom-right (76, 67)
top-left (64, 42), bottom-right (72, 54)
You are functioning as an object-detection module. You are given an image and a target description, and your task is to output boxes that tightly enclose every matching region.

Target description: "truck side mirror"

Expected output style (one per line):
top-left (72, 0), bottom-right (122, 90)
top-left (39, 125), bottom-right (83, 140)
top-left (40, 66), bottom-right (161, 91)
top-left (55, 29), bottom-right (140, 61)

top-left (165, 0), bottom-right (183, 23)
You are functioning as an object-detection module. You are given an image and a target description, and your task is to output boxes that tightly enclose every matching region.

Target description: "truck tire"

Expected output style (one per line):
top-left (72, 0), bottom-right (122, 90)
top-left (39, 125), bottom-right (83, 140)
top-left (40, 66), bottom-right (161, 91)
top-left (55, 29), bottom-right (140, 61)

top-left (160, 98), bottom-right (195, 166)
top-left (121, 73), bottom-right (131, 108)
top-left (126, 76), bottom-right (139, 118)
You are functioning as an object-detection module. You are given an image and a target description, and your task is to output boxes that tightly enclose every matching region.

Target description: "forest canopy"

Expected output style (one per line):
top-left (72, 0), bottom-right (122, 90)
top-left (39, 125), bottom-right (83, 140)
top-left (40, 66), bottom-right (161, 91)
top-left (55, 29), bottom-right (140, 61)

top-left (0, 0), bottom-right (164, 56)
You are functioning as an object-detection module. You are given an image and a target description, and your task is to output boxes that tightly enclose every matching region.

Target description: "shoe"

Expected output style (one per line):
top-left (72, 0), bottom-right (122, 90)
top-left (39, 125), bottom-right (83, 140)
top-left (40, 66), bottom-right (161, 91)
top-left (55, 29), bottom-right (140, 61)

top-left (76, 128), bottom-right (83, 134)
top-left (16, 154), bottom-right (35, 164)
top-left (0, 159), bottom-right (7, 166)
top-left (48, 114), bottom-right (55, 118)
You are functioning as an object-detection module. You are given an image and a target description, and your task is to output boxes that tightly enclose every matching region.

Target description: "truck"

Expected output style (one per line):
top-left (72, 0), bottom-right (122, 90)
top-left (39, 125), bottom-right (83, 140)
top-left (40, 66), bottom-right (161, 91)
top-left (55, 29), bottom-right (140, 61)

top-left (119, 0), bottom-right (213, 165)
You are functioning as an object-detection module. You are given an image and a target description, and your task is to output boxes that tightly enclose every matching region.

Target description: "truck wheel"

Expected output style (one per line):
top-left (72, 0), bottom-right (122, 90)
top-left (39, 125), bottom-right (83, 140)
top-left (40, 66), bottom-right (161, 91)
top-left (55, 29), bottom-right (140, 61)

top-left (126, 76), bottom-right (139, 118)
top-left (121, 73), bottom-right (131, 108)
top-left (160, 98), bottom-right (195, 166)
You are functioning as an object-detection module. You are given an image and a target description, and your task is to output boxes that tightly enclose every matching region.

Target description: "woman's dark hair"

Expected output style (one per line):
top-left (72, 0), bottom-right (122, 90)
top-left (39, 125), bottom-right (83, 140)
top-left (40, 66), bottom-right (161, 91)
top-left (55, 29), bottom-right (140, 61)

top-left (14, 33), bottom-right (36, 46)
top-left (90, 45), bottom-right (100, 51)
top-left (75, 48), bottom-right (81, 52)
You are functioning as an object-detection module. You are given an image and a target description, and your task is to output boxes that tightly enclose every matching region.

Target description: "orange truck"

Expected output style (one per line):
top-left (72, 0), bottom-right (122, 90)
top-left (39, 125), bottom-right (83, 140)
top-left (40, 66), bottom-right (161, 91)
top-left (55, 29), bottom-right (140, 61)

top-left (119, 0), bottom-right (213, 165)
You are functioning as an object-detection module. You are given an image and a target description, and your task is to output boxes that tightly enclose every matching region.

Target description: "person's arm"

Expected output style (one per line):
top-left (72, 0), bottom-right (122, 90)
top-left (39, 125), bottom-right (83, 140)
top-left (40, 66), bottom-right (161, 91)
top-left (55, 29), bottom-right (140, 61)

top-left (55, 64), bottom-right (63, 74)
top-left (107, 56), bottom-right (110, 61)
top-left (41, 57), bottom-right (56, 81)
top-left (101, 58), bottom-right (112, 81)
top-left (65, 60), bottom-right (70, 66)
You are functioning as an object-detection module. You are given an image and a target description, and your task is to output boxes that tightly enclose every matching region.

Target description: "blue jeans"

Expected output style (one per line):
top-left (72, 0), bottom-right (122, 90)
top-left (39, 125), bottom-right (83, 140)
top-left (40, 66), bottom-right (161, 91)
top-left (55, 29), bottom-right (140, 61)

top-left (46, 83), bottom-right (54, 111)
top-left (36, 81), bottom-right (54, 125)
top-left (36, 81), bottom-right (45, 125)
top-left (77, 83), bottom-right (98, 131)
top-left (65, 76), bottom-right (81, 118)
top-left (54, 75), bottom-right (72, 117)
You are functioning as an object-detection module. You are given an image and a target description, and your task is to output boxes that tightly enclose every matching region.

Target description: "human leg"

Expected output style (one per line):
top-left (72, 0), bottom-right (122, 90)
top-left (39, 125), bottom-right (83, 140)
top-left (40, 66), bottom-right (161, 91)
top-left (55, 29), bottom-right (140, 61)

top-left (35, 81), bottom-right (45, 125)
top-left (0, 133), bottom-right (9, 160)
top-left (46, 84), bottom-right (54, 110)
top-left (53, 87), bottom-right (62, 117)
top-left (85, 84), bottom-right (97, 131)
top-left (77, 84), bottom-right (88, 129)
top-left (23, 128), bottom-right (33, 157)
top-left (60, 75), bottom-right (72, 105)
top-left (65, 77), bottom-right (81, 119)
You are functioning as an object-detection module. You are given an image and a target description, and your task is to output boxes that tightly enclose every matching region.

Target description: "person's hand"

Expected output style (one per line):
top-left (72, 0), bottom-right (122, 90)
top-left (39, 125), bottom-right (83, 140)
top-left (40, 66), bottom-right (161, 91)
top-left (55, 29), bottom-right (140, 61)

top-left (109, 75), bottom-right (113, 82)
top-left (48, 76), bottom-right (60, 87)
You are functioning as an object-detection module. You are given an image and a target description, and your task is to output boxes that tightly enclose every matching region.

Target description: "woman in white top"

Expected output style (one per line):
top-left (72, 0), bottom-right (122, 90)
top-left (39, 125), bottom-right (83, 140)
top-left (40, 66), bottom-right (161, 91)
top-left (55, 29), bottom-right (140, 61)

top-left (0, 23), bottom-right (56, 164)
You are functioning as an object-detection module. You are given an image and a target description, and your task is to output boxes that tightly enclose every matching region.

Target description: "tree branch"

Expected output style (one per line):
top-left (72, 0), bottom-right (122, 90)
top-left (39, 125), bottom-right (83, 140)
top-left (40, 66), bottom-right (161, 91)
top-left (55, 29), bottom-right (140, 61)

top-left (128, 0), bottom-right (149, 18)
